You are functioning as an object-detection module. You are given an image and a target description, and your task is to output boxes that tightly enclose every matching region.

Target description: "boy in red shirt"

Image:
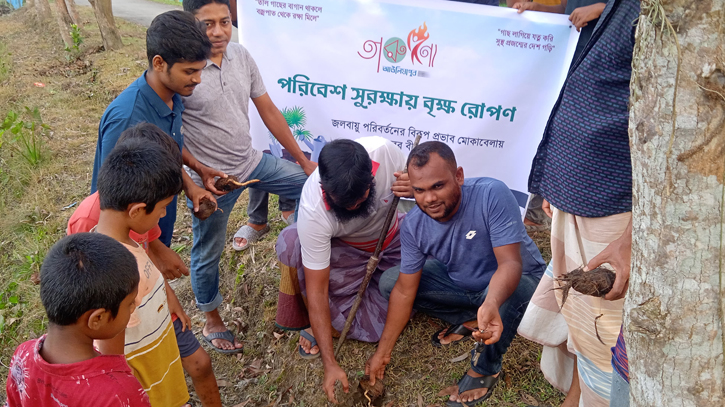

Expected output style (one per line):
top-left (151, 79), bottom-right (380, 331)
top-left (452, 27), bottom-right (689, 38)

top-left (5, 233), bottom-right (151, 407)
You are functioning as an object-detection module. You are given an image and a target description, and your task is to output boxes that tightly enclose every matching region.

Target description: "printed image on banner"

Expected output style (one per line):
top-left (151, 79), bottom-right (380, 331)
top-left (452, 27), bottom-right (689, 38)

top-left (240, 0), bottom-right (579, 209)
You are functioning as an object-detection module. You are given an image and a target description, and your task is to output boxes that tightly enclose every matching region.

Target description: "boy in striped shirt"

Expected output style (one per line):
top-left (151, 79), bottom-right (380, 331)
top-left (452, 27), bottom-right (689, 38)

top-left (95, 138), bottom-right (190, 407)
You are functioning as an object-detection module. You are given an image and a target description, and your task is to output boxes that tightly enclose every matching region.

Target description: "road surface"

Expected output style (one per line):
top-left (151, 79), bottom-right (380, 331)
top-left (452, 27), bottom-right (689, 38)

top-left (75, 0), bottom-right (238, 40)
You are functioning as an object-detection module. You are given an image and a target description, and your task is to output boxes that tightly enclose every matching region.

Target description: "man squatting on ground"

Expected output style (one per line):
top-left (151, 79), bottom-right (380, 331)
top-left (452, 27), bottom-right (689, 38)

top-left (181, 0), bottom-right (315, 353)
top-left (365, 142), bottom-right (545, 407)
top-left (274, 137), bottom-right (408, 403)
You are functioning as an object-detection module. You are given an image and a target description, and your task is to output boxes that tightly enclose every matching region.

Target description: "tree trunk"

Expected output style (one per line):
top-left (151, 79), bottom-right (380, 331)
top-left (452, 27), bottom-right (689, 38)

top-left (627, 0), bottom-right (725, 406)
top-left (35, 0), bottom-right (51, 22)
top-left (88, 0), bottom-right (123, 51)
top-left (54, 0), bottom-right (74, 48)
top-left (64, 0), bottom-right (81, 27)
top-left (26, 0), bottom-right (36, 13)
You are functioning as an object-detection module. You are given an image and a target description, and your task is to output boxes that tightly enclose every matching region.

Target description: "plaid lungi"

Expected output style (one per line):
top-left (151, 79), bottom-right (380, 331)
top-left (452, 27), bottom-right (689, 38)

top-left (275, 215), bottom-right (403, 343)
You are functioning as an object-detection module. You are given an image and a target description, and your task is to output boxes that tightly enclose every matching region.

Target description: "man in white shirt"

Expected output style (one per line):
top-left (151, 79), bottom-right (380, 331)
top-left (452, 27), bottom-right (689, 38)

top-left (275, 136), bottom-right (407, 403)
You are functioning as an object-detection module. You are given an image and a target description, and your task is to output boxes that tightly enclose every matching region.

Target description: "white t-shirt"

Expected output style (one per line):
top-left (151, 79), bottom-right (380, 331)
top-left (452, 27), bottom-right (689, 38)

top-left (298, 136), bottom-right (407, 270)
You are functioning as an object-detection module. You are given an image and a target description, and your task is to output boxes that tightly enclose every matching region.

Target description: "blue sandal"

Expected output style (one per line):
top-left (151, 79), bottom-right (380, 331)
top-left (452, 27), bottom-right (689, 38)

top-left (202, 330), bottom-right (244, 355)
top-left (446, 371), bottom-right (503, 406)
top-left (298, 330), bottom-right (320, 359)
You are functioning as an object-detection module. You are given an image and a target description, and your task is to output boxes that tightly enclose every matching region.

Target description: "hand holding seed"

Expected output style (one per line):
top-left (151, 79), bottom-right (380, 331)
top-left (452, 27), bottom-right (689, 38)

top-left (475, 302), bottom-right (502, 345)
top-left (197, 165), bottom-right (228, 195)
top-left (585, 219), bottom-right (632, 301)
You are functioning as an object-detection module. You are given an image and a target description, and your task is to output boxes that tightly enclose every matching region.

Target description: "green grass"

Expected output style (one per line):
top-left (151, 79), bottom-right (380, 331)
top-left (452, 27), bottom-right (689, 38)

top-left (148, 0), bottom-right (183, 6)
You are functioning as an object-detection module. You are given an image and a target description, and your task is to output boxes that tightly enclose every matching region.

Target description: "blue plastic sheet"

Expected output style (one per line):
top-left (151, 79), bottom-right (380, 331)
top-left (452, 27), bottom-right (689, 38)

top-left (8, 0), bottom-right (25, 9)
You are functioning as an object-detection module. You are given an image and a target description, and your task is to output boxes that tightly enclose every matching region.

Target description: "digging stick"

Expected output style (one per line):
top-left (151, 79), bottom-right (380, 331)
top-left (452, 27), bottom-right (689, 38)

top-left (335, 134), bottom-right (422, 357)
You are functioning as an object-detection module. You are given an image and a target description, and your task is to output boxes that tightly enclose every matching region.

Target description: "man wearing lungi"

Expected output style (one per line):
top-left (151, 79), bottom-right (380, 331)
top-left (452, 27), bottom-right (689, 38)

top-left (365, 141), bottom-right (545, 406)
top-left (517, 0), bottom-right (640, 405)
top-left (274, 136), bottom-right (407, 403)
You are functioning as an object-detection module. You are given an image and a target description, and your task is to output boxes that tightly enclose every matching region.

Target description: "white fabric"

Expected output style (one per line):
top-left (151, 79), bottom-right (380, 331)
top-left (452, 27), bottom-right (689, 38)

top-left (297, 136), bottom-right (406, 269)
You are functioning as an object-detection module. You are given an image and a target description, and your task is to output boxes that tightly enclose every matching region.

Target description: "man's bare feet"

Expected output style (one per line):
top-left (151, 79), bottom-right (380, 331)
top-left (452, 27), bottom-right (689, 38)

top-left (204, 309), bottom-right (243, 351)
top-left (234, 222), bottom-right (268, 248)
top-left (448, 369), bottom-right (499, 404)
top-left (437, 320), bottom-right (477, 345)
top-left (298, 328), bottom-right (319, 355)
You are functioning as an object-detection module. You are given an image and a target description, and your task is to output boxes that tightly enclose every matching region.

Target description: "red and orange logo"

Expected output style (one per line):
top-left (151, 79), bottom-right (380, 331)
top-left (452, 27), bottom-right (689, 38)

top-left (359, 23), bottom-right (438, 73)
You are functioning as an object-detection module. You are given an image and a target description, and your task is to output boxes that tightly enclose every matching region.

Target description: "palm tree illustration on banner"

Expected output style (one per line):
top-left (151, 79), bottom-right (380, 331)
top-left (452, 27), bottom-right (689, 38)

top-left (269, 106), bottom-right (326, 161)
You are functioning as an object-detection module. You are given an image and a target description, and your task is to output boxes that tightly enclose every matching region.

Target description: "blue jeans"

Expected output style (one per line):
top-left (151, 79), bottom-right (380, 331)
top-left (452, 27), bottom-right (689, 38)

top-left (157, 195), bottom-right (178, 247)
top-left (379, 260), bottom-right (539, 376)
top-left (187, 153), bottom-right (307, 312)
top-left (247, 188), bottom-right (297, 225)
top-left (610, 370), bottom-right (630, 407)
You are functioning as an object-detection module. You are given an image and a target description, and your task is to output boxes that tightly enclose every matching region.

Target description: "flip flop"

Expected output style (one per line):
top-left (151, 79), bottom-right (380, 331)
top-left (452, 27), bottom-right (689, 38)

top-left (202, 329), bottom-right (244, 355)
top-left (431, 324), bottom-right (474, 348)
top-left (298, 330), bottom-right (320, 359)
top-left (446, 371), bottom-right (504, 407)
top-left (232, 224), bottom-right (271, 251)
top-left (282, 213), bottom-right (295, 226)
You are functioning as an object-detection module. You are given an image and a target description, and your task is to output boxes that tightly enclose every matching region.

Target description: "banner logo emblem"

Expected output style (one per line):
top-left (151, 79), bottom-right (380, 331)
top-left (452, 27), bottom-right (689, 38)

top-left (383, 37), bottom-right (407, 63)
top-left (359, 22), bottom-right (438, 74)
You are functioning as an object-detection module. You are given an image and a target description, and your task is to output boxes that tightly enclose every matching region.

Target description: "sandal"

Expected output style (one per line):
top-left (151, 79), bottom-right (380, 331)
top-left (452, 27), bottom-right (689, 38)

top-left (282, 212), bottom-right (295, 226)
top-left (431, 324), bottom-right (474, 348)
top-left (446, 371), bottom-right (504, 407)
top-left (232, 224), bottom-right (271, 251)
top-left (202, 329), bottom-right (244, 355)
top-left (298, 330), bottom-right (320, 359)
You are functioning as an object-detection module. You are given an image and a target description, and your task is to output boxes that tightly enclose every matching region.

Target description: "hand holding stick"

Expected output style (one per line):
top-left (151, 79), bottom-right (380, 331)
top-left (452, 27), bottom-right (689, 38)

top-left (334, 134), bottom-right (422, 356)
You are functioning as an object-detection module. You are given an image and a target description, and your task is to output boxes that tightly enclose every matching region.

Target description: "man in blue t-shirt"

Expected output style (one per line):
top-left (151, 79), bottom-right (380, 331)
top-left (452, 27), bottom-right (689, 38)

top-left (365, 141), bottom-right (545, 407)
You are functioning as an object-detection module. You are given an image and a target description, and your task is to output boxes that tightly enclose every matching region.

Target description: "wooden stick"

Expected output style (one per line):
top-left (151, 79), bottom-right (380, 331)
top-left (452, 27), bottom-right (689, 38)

top-left (335, 134), bottom-right (422, 356)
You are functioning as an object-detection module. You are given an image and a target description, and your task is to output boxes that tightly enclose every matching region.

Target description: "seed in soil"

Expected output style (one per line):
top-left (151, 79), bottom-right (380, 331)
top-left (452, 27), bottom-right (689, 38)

top-left (354, 375), bottom-right (385, 406)
top-left (554, 267), bottom-right (616, 307)
top-left (555, 267), bottom-right (617, 345)
top-left (214, 176), bottom-right (260, 192)
top-left (193, 196), bottom-right (218, 221)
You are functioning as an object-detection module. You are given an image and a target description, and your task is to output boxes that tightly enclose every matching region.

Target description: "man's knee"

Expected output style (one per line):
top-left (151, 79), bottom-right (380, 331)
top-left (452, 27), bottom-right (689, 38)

top-left (182, 347), bottom-right (214, 380)
top-left (275, 225), bottom-right (301, 266)
top-left (379, 266), bottom-right (401, 300)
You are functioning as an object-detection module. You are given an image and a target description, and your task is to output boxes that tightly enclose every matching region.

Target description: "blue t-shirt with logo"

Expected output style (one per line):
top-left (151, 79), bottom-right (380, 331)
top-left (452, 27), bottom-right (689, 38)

top-left (400, 177), bottom-right (546, 292)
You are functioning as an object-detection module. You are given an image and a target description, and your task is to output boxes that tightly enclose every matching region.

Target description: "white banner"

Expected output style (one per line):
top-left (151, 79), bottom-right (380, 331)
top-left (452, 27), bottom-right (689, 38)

top-left (239, 0), bottom-right (579, 207)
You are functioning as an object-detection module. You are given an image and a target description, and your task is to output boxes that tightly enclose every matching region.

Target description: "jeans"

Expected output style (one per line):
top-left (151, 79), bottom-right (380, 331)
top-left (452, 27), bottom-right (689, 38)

top-left (157, 195), bottom-right (178, 247)
top-left (187, 153), bottom-right (307, 312)
top-left (379, 259), bottom-right (539, 376)
top-left (610, 370), bottom-right (630, 407)
top-left (247, 188), bottom-right (297, 225)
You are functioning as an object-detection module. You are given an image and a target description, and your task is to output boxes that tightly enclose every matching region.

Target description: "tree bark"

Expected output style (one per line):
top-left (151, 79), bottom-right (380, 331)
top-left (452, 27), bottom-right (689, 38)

top-left (26, 0), bottom-right (36, 13)
top-left (54, 0), bottom-right (74, 48)
top-left (35, 0), bottom-right (52, 22)
top-left (88, 0), bottom-right (123, 51)
top-left (64, 0), bottom-right (82, 27)
top-left (627, 0), bottom-right (725, 406)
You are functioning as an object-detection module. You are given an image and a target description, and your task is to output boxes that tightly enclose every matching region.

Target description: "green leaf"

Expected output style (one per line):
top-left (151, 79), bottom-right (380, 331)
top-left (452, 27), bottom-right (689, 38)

top-left (1, 111), bottom-right (16, 130)
top-left (10, 121), bottom-right (22, 134)
top-left (8, 296), bottom-right (19, 304)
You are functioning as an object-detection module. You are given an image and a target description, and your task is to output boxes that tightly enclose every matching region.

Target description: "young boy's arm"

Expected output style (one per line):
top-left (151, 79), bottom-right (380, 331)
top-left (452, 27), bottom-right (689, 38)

top-left (165, 280), bottom-right (191, 331)
top-left (97, 329), bottom-right (126, 355)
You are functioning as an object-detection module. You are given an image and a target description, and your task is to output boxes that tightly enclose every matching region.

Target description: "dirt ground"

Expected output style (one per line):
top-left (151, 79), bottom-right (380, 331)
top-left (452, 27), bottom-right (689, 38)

top-left (0, 5), bottom-right (563, 407)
